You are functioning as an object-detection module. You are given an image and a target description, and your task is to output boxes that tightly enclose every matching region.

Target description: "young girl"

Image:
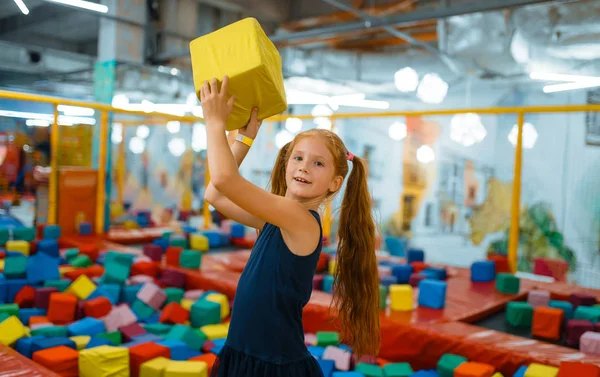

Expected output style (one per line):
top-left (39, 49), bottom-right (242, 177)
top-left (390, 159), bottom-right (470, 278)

top-left (201, 76), bottom-right (380, 377)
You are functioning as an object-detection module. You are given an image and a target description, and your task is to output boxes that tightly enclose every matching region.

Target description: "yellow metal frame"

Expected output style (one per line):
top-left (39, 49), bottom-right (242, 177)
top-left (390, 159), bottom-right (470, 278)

top-left (2, 89), bottom-right (600, 272)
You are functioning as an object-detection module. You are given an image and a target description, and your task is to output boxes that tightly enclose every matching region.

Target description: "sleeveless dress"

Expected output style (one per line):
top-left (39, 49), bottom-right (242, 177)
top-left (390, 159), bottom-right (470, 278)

top-left (210, 210), bottom-right (324, 377)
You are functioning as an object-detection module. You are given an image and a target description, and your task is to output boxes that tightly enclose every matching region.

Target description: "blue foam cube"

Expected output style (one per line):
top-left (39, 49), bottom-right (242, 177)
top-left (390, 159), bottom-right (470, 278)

top-left (131, 333), bottom-right (163, 343)
top-left (79, 222), bottom-right (92, 235)
top-left (308, 345), bottom-right (325, 358)
top-left (380, 275), bottom-right (398, 287)
top-left (410, 371), bottom-right (439, 377)
top-left (181, 226), bottom-right (197, 234)
top-left (85, 337), bottom-right (113, 349)
top-left (16, 335), bottom-right (44, 358)
top-left (171, 347), bottom-right (202, 360)
top-left (158, 339), bottom-right (188, 356)
top-left (422, 267), bottom-right (446, 280)
top-left (385, 236), bottom-right (407, 257)
top-left (31, 337), bottom-right (76, 353)
top-left (67, 317), bottom-right (106, 336)
top-left (513, 366), bottom-right (528, 377)
top-left (418, 279), bottom-right (447, 309)
top-left (0, 275), bottom-right (6, 303)
top-left (379, 260), bottom-right (395, 267)
top-left (231, 223), bottom-right (245, 238)
top-left (96, 252), bottom-right (107, 265)
top-left (210, 344), bottom-right (224, 354)
top-left (407, 248), bottom-right (425, 264)
top-left (99, 284), bottom-right (121, 304)
top-left (549, 300), bottom-right (574, 320)
top-left (202, 231), bottom-right (221, 248)
top-left (141, 312), bottom-right (161, 324)
top-left (332, 373), bottom-right (366, 377)
top-left (121, 284), bottom-right (142, 305)
top-left (43, 224), bottom-right (61, 240)
top-left (18, 308), bottom-right (46, 325)
top-left (38, 239), bottom-right (59, 257)
top-left (6, 279), bottom-right (27, 302)
top-left (88, 287), bottom-right (117, 304)
top-left (392, 264), bottom-right (413, 284)
top-left (471, 261), bottom-right (496, 282)
top-left (319, 359), bottom-right (335, 377)
top-left (219, 232), bottom-right (230, 246)
top-left (323, 275), bottom-right (334, 293)
top-left (152, 238), bottom-right (169, 251)
top-left (26, 252), bottom-right (59, 285)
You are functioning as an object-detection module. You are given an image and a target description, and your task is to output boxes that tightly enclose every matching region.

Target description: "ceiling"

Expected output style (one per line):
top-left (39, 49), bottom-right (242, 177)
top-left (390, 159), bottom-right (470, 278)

top-left (0, 0), bottom-right (599, 106)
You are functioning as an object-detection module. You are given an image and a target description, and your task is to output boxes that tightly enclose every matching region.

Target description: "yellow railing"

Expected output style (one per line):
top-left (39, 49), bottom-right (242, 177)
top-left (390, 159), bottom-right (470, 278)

top-left (2, 88), bottom-right (600, 272)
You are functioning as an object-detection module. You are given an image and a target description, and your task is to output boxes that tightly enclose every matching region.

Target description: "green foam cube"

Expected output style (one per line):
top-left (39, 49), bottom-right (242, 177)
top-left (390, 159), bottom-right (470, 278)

top-left (31, 326), bottom-right (69, 337)
top-left (0, 313), bottom-right (10, 323)
top-left (132, 299), bottom-right (156, 320)
top-left (164, 288), bottom-right (185, 305)
top-left (383, 362), bottom-right (413, 377)
top-left (190, 299), bottom-right (221, 328)
top-left (170, 237), bottom-right (187, 248)
top-left (179, 250), bottom-right (201, 269)
top-left (162, 231), bottom-right (173, 240)
top-left (195, 329), bottom-right (208, 342)
top-left (4, 256), bottom-right (27, 278)
top-left (144, 323), bottom-right (173, 336)
top-left (96, 331), bottom-right (122, 345)
top-left (71, 254), bottom-right (92, 268)
top-left (316, 331), bottom-right (340, 347)
top-left (102, 252), bottom-right (134, 284)
top-left (64, 248), bottom-right (79, 262)
top-left (44, 279), bottom-right (71, 292)
top-left (437, 353), bottom-right (468, 377)
top-left (165, 324), bottom-right (205, 350)
top-left (549, 300), bottom-right (574, 320)
top-left (356, 362), bottom-right (384, 377)
top-left (0, 229), bottom-right (9, 244)
top-left (506, 301), bottom-right (533, 327)
top-left (0, 304), bottom-right (19, 317)
top-left (574, 306), bottom-right (600, 323)
top-left (496, 273), bottom-right (520, 294)
top-left (12, 227), bottom-right (35, 242)
top-left (379, 285), bottom-right (387, 309)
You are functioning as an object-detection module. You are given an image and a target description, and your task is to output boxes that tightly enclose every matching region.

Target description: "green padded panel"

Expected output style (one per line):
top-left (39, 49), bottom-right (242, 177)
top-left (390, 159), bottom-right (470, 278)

top-left (316, 331), bottom-right (340, 347)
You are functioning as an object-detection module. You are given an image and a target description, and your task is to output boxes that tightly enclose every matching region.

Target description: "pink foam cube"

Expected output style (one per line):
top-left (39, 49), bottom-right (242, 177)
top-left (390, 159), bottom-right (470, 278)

top-left (304, 333), bottom-right (317, 346)
top-left (136, 282), bottom-right (167, 310)
top-left (323, 346), bottom-right (352, 371)
top-left (580, 331), bottom-right (600, 355)
top-left (102, 304), bottom-right (138, 332)
top-left (119, 322), bottom-right (146, 342)
top-left (220, 220), bottom-right (233, 234)
top-left (183, 289), bottom-right (205, 300)
top-left (378, 266), bottom-right (392, 277)
top-left (528, 290), bottom-right (551, 308)
top-left (128, 275), bottom-right (155, 285)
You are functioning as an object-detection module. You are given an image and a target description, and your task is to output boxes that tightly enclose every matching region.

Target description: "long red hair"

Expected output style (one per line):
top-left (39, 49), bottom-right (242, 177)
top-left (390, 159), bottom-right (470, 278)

top-left (268, 129), bottom-right (380, 357)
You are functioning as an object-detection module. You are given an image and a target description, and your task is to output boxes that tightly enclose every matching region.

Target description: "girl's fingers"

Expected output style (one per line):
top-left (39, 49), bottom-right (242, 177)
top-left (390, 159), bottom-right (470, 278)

top-left (221, 75), bottom-right (229, 96)
top-left (210, 78), bottom-right (218, 95)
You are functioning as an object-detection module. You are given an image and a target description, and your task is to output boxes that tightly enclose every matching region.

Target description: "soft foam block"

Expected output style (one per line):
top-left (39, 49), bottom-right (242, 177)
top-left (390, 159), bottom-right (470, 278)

top-left (79, 345), bottom-right (130, 377)
top-left (471, 261), bottom-right (496, 282)
top-left (383, 363), bottom-right (413, 377)
top-left (506, 302), bottom-right (534, 328)
top-left (47, 292), bottom-right (78, 324)
top-left (200, 323), bottom-right (229, 340)
top-left (166, 324), bottom-right (206, 350)
top-left (137, 282), bottom-right (167, 310)
top-left (549, 300), bottom-right (574, 320)
top-left (524, 363), bottom-right (559, 377)
top-left (67, 317), bottom-right (106, 336)
top-left (391, 264), bottom-right (413, 284)
top-left (103, 304), bottom-right (138, 332)
top-left (129, 342), bottom-right (171, 377)
top-left (418, 279), bottom-right (447, 309)
top-left (454, 362), bottom-right (495, 377)
top-left (437, 353), bottom-right (468, 377)
top-left (102, 252), bottom-right (134, 285)
top-left (206, 293), bottom-right (230, 319)
top-left (390, 284), bottom-right (413, 311)
top-left (580, 331), bottom-right (600, 355)
top-left (6, 240), bottom-right (29, 256)
top-left (496, 273), bottom-right (520, 294)
top-left (574, 306), bottom-right (600, 323)
top-left (528, 290), bottom-right (551, 308)
top-left (32, 345), bottom-right (79, 377)
top-left (322, 345), bottom-right (351, 371)
top-left (407, 249), bottom-right (425, 264)
top-left (532, 307), bottom-right (564, 340)
top-left (409, 273), bottom-right (426, 288)
top-left (355, 362), bottom-right (384, 377)
top-left (66, 274), bottom-right (96, 300)
top-left (569, 293), bottom-right (597, 308)
top-left (139, 356), bottom-right (170, 377)
top-left (0, 315), bottom-right (26, 346)
top-left (180, 249), bottom-right (202, 269)
top-left (190, 234), bottom-right (209, 252)
top-left (38, 239), bottom-right (59, 257)
top-left (161, 268), bottom-right (186, 288)
top-left (556, 362), bottom-right (600, 377)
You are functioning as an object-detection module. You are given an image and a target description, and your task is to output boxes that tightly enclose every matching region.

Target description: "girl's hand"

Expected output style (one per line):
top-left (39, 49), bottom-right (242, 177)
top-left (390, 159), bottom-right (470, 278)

top-left (200, 75), bottom-right (235, 129)
top-left (239, 108), bottom-right (262, 140)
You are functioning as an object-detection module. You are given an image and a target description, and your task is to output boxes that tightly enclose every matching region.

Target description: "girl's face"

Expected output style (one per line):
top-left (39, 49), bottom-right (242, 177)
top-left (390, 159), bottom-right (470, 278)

top-left (285, 136), bottom-right (343, 203)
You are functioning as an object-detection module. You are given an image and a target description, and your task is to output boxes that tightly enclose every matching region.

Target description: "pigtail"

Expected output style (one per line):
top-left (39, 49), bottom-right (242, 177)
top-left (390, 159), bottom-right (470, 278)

top-left (332, 155), bottom-right (380, 358)
top-left (268, 141), bottom-right (290, 196)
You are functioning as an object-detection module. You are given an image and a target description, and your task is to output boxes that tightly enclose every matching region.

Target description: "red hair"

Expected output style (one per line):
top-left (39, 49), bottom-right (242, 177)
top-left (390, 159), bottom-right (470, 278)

top-left (268, 129), bottom-right (380, 357)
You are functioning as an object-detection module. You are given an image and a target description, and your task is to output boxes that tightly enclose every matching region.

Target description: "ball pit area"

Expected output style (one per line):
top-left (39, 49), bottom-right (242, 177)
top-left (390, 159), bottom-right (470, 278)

top-left (1, 224), bottom-right (600, 376)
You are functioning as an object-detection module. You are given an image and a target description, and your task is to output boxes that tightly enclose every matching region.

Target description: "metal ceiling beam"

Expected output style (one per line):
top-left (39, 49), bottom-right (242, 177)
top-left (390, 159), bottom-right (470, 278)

top-left (271, 0), bottom-right (565, 43)
top-left (0, 3), bottom-right (73, 37)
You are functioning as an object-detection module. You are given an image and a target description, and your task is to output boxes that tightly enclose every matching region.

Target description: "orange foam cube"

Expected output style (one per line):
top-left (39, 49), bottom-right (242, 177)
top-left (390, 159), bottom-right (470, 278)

top-left (131, 261), bottom-right (159, 277)
top-left (532, 307), bottom-right (564, 340)
top-left (557, 361), bottom-right (600, 377)
top-left (32, 345), bottom-right (79, 377)
top-left (129, 342), bottom-right (170, 377)
top-left (83, 296), bottom-right (112, 318)
top-left (190, 353), bottom-right (217, 374)
top-left (79, 244), bottom-right (99, 262)
top-left (14, 285), bottom-right (36, 308)
top-left (29, 316), bottom-right (50, 326)
top-left (85, 265), bottom-right (105, 278)
top-left (159, 302), bottom-right (190, 325)
top-left (47, 293), bottom-right (78, 324)
top-left (454, 362), bottom-right (495, 377)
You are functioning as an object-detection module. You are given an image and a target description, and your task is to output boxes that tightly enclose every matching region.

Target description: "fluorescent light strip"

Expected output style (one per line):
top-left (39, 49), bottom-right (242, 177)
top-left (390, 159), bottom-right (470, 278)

top-left (530, 72), bottom-right (600, 83)
top-left (58, 105), bottom-right (95, 116)
top-left (0, 109), bottom-right (96, 125)
top-left (543, 81), bottom-right (600, 93)
top-left (44, 0), bottom-right (108, 13)
top-left (13, 0), bottom-right (30, 15)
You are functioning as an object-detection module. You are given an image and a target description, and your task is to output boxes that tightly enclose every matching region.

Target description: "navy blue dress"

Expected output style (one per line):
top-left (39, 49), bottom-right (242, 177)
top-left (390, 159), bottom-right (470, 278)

top-left (211, 210), bottom-right (324, 377)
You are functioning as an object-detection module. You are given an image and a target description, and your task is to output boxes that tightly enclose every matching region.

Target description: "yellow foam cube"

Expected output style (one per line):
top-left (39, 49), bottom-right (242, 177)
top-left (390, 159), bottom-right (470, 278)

top-left (59, 266), bottom-right (75, 277)
top-left (390, 285), bottom-right (413, 311)
top-left (190, 18), bottom-right (287, 131)
top-left (190, 234), bottom-right (209, 252)
top-left (79, 345), bottom-right (129, 377)
top-left (328, 259), bottom-right (337, 275)
top-left (6, 240), bottom-right (30, 256)
top-left (70, 335), bottom-right (91, 350)
top-left (123, 220), bottom-right (139, 230)
top-left (140, 357), bottom-right (171, 377)
top-left (0, 259), bottom-right (4, 272)
top-left (200, 323), bottom-right (229, 340)
top-left (524, 363), bottom-right (559, 377)
top-left (206, 293), bottom-right (230, 319)
top-left (165, 360), bottom-right (208, 377)
top-left (492, 373), bottom-right (504, 377)
top-left (0, 316), bottom-right (26, 346)
top-left (66, 274), bottom-right (96, 300)
top-left (181, 299), bottom-right (195, 311)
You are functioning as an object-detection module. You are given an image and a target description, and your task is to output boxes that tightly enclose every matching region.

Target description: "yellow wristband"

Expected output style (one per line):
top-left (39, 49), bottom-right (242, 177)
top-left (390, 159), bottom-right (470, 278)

top-left (236, 134), bottom-right (254, 147)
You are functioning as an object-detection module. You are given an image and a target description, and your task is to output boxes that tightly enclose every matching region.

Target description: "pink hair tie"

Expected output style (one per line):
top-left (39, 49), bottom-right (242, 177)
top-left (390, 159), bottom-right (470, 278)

top-left (346, 152), bottom-right (354, 162)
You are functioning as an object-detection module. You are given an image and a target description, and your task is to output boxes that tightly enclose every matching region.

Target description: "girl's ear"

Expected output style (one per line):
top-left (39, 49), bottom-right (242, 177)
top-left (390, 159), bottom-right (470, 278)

top-left (329, 175), bottom-right (343, 194)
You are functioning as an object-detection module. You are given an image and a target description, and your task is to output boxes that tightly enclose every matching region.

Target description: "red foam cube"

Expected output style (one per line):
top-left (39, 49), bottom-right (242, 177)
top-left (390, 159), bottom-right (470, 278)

top-left (14, 285), bottom-right (36, 308)
top-left (165, 246), bottom-right (183, 267)
top-left (557, 362), bottom-right (600, 377)
top-left (131, 261), bottom-right (159, 278)
top-left (83, 297), bottom-right (113, 318)
top-left (32, 345), bottom-right (79, 377)
top-left (119, 323), bottom-right (146, 342)
top-left (129, 342), bottom-right (170, 377)
top-left (47, 293), bottom-right (78, 324)
top-left (159, 302), bottom-right (189, 325)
